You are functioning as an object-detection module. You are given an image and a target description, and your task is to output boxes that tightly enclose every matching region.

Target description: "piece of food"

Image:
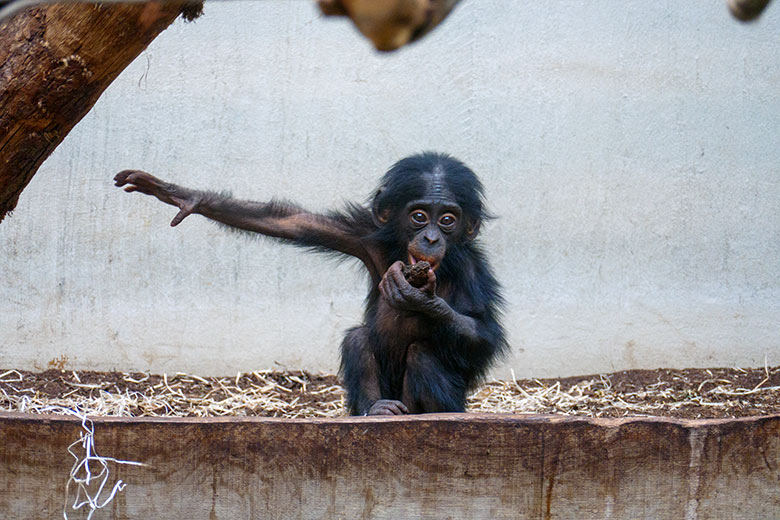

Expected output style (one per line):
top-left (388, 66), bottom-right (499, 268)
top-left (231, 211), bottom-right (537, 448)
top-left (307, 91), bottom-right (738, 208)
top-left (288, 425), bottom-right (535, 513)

top-left (402, 261), bottom-right (431, 288)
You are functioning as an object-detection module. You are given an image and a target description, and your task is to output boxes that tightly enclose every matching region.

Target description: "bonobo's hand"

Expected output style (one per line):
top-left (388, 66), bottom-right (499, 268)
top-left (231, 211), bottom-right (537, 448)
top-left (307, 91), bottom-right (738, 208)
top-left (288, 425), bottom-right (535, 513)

top-left (114, 170), bottom-right (200, 227)
top-left (379, 260), bottom-right (438, 314)
top-left (367, 399), bottom-right (409, 416)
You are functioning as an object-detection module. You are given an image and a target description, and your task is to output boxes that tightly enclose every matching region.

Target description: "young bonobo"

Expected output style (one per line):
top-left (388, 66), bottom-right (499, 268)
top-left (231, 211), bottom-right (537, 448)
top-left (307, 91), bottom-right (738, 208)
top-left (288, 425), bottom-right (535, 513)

top-left (114, 152), bottom-right (506, 415)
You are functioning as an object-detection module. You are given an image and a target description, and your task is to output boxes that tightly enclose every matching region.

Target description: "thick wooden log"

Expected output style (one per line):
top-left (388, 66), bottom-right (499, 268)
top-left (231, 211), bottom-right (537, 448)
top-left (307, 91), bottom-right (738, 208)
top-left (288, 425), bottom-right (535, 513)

top-left (728, 0), bottom-right (773, 20)
top-left (1, 412), bottom-right (779, 519)
top-left (318, 0), bottom-right (462, 51)
top-left (0, 2), bottom-right (196, 222)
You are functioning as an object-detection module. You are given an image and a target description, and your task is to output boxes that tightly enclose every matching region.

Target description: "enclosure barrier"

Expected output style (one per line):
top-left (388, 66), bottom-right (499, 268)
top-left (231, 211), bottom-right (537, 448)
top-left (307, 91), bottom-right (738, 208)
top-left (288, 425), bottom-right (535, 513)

top-left (1, 412), bottom-right (778, 519)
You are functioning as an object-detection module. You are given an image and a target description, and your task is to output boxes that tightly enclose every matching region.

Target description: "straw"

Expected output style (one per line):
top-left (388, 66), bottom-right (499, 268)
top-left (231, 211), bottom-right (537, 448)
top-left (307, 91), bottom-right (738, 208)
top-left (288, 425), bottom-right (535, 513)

top-left (1, 367), bottom-right (778, 419)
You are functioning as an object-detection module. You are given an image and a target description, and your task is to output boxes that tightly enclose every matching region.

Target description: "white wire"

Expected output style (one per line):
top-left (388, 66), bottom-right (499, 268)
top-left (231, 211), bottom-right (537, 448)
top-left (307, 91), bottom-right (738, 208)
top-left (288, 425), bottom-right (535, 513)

top-left (38, 406), bottom-right (145, 520)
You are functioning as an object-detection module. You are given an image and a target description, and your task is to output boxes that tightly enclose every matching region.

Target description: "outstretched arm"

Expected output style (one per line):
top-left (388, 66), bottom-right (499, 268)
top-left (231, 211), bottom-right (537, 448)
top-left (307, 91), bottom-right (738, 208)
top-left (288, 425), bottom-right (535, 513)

top-left (114, 170), bottom-right (372, 263)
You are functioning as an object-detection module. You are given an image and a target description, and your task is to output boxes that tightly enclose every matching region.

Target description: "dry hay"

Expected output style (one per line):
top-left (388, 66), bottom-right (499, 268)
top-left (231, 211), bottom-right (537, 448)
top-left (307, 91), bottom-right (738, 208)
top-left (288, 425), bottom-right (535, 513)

top-left (468, 365), bottom-right (780, 418)
top-left (0, 370), bottom-right (345, 419)
top-left (2, 365), bottom-right (780, 420)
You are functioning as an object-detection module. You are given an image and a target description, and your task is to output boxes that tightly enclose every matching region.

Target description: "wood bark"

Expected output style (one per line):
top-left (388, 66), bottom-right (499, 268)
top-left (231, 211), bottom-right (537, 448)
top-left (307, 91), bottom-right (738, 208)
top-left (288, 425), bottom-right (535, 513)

top-left (318, 0), bottom-right (462, 51)
top-left (2, 412), bottom-right (779, 519)
top-left (727, 0), bottom-right (773, 20)
top-left (0, 2), bottom-right (196, 222)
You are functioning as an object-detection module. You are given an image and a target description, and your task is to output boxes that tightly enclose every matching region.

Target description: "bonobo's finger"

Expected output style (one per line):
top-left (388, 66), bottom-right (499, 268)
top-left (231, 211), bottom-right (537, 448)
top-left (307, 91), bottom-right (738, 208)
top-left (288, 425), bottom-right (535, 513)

top-left (113, 169), bottom-right (136, 185)
top-left (382, 262), bottom-right (408, 298)
top-left (387, 262), bottom-right (410, 288)
top-left (170, 208), bottom-right (192, 227)
top-left (116, 170), bottom-right (160, 190)
top-left (395, 280), bottom-right (416, 301)
top-left (386, 277), bottom-right (405, 307)
top-left (368, 400), bottom-right (408, 415)
top-left (380, 277), bottom-right (403, 308)
top-left (383, 286), bottom-right (399, 308)
top-left (382, 261), bottom-right (403, 281)
top-left (379, 276), bottom-right (392, 302)
top-left (123, 182), bottom-right (154, 196)
top-left (393, 400), bottom-right (409, 414)
top-left (380, 273), bottom-right (395, 299)
top-left (115, 169), bottom-right (147, 186)
top-left (388, 260), bottom-right (405, 276)
top-left (117, 174), bottom-right (148, 194)
top-left (388, 266), bottom-right (418, 300)
top-left (384, 401), bottom-right (408, 415)
top-left (421, 269), bottom-right (437, 295)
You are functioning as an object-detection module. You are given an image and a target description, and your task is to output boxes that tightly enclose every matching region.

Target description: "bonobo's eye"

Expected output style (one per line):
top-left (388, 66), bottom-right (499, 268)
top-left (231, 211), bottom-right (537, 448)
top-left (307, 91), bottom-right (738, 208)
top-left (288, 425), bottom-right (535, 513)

top-left (409, 209), bottom-right (429, 227)
top-left (438, 213), bottom-right (457, 232)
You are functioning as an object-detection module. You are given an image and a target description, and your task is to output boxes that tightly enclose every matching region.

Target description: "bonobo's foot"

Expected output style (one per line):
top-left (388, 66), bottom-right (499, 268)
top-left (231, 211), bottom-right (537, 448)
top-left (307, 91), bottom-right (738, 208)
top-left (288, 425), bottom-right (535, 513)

top-left (367, 399), bottom-right (409, 416)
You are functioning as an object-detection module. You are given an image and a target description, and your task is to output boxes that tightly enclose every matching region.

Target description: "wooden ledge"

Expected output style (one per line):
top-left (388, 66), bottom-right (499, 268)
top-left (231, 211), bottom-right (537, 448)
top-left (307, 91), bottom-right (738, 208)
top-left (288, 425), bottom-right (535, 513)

top-left (2, 412), bottom-right (779, 518)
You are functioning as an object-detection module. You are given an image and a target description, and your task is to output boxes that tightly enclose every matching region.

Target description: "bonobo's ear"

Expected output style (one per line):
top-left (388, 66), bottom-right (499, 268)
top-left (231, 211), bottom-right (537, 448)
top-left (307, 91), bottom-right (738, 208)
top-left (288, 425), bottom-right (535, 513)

top-left (371, 188), bottom-right (391, 227)
top-left (464, 218), bottom-right (481, 241)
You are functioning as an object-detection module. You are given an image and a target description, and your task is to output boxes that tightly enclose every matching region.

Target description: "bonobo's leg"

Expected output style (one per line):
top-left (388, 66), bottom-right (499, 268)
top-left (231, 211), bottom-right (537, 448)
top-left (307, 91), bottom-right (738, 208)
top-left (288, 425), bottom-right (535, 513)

top-left (340, 327), bottom-right (408, 416)
top-left (402, 342), bottom-right (467, 413)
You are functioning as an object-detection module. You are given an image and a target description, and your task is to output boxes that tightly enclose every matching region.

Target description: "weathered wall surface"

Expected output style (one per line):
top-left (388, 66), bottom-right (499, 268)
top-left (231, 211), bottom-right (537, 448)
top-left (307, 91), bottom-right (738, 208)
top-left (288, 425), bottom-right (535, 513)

top-left (1, 1), bottom-right (778, 377)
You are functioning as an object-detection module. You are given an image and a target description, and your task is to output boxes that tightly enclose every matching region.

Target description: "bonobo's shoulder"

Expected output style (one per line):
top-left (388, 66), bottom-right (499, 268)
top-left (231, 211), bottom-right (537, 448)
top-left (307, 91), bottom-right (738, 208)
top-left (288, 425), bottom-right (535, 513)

top-left (327, 203), bottom-right (374, 234)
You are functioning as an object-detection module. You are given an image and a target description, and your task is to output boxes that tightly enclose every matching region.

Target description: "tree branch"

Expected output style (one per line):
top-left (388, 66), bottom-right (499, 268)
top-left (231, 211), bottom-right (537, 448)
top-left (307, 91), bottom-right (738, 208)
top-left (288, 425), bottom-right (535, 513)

top-left (0, 2), bottom-right (199, 222)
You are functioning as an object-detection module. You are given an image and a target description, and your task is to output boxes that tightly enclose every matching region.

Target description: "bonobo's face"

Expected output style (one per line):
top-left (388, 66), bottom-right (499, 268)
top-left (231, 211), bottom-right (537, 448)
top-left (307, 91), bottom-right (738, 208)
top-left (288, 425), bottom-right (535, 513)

top-left (404, 198), bottom-right (461, 271)
top-left (374, 156), bottom-right (483, 270)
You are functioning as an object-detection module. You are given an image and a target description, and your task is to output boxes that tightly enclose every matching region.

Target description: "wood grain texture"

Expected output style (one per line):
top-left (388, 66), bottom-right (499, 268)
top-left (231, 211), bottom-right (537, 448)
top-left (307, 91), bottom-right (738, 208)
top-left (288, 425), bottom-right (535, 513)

top-left (1, 412), bottom-right (778, 519)
top-left (0, 2), bottom-right (193, 222)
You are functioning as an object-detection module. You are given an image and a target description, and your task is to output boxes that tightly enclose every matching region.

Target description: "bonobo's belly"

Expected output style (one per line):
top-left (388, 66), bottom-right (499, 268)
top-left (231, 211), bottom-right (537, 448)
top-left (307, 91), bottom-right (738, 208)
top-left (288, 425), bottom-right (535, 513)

top-left (374, 298), bottom-right (433, 348)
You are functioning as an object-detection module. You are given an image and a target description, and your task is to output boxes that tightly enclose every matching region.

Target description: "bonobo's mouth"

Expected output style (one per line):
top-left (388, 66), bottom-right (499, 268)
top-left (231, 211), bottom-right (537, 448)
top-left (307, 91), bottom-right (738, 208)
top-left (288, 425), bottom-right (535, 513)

top-left (408, 253), bottom-right (439, 272)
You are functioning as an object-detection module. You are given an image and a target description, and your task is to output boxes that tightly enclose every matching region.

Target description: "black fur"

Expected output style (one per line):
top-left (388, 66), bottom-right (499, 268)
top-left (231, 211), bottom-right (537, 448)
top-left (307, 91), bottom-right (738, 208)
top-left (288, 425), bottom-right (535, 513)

top-left (342, 152), bottom-right (507, 414)
top-left (115, 152), bottom-right (506, 415)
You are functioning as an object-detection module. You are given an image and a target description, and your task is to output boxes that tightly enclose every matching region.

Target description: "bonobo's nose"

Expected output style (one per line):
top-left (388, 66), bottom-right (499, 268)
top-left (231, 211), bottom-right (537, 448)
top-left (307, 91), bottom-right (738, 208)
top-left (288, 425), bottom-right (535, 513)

top-left (424, 231), bottom-right (439, 244)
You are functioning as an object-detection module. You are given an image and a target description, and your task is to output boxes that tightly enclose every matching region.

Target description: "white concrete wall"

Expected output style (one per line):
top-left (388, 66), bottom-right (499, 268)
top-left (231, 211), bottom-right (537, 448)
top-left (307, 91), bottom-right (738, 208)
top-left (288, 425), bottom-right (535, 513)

top-left (1, 1), bottom-right (779, 378)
